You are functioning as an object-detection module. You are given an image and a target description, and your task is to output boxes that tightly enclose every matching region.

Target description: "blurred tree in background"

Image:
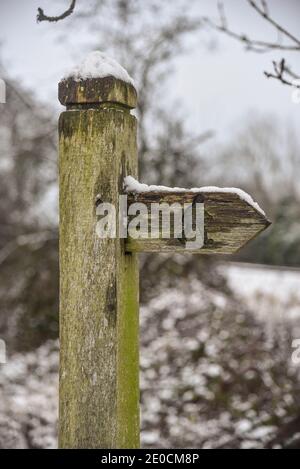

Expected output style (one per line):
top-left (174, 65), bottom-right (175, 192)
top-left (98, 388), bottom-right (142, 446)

top-left (212, 117), bottom-right (300, 265)
top-left (0, 65), bottom-right (58, 351)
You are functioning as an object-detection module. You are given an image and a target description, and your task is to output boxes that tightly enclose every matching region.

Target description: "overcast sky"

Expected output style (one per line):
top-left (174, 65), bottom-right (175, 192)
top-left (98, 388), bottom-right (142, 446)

top-left (0, 0), bottom-right (299, 142)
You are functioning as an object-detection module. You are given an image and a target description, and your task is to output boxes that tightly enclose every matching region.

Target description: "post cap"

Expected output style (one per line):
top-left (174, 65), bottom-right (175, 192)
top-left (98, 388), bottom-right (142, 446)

top-left (59, 76), bottom-right (137, 109)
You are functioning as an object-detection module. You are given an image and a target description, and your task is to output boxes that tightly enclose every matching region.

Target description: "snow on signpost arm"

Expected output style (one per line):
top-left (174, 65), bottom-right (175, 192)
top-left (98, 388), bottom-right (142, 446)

top-left (124, 176), bottom-right (271, 254)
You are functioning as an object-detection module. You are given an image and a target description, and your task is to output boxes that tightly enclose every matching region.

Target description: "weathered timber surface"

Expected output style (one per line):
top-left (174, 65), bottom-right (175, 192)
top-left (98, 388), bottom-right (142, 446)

top-left (59, 76), bottom-right (137, 109)
top-left (125, 191), bottom-right (271, 254)
top-left (59, 78), bottom-right (139, 448)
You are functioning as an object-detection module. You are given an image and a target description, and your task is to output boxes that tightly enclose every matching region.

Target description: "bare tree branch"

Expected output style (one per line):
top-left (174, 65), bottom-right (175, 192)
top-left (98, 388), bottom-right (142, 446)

top-left (260, 0), bottom-right (269, 16)
top-left (217, 2), bottom-right (227, 30)
top-left (247, 0), bottom-right (300, 48)
top-left (283, 64), bottom-right (300, 80)
top-left (37, 0), bottom-right (76, 23)
top-left (205, 2), bottom-right (300, 52)
top-left (264, 59), bottom-right (300, 87)
top-left (205, 1), bottom-right (300, 87)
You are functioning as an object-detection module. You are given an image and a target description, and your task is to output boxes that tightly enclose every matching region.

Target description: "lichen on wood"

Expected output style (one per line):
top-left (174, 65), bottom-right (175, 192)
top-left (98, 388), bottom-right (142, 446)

top-left (59, 77), bottom-right (139, 448)
top-left (59, 76), bottom-right (137, 109)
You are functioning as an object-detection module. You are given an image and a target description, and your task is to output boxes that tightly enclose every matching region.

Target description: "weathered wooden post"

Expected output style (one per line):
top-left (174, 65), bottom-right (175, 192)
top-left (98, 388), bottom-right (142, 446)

top-left (58, 74), bottom-right (139, 448)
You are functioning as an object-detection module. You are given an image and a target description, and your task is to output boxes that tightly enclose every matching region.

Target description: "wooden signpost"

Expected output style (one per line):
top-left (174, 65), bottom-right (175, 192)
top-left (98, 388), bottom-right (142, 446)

top-left (58, 73), bottom-right (270, 449)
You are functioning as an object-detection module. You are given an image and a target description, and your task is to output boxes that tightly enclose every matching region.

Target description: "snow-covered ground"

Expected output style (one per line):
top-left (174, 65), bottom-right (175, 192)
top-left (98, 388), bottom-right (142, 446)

top-left (1, 262), bottom-right (300, 449)
top-left (0, 341), bottom-right (58, 449)
top-left (219, 262), bottom-right (300, 324)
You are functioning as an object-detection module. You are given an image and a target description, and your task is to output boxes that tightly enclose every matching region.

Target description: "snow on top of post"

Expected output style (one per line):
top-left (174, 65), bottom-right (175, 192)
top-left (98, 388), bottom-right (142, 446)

top-left (124, 176), bottom-right (266, 216)
top-left (63, 51), bottom-right (135, 85)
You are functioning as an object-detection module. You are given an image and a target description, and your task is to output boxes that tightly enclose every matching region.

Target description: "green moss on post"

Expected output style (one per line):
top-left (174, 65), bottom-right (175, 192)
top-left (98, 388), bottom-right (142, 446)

top-left (58, 76), bottom-right (139, 448)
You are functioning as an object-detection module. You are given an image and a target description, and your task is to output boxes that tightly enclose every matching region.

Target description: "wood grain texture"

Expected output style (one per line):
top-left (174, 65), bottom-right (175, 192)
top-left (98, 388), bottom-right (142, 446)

top-left (59, 81), bottom-right (139, 448)
top-left (125, 192), bottom-right (271, 254)
top-left (59, 77), bottom-right (137, 109)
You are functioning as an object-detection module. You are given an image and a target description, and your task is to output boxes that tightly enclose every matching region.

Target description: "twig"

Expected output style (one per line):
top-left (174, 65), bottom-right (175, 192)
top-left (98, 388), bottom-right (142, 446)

top-left (37, 0), bottom-right (76, 23)
top-left (247, 0), bottom-right (300, 47)
top-left (217, 2), bottom-right (227, 30)
top-left (205, 1), bottom-right (300, 87)
top-left (260, 0), bottom-right (269, 16)
top-left (264, 59), bottom-right (300, 87)
top-left (284, 65), bottom-right (300, 80)
top-left (205, 3), bottom-right (300, 52)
